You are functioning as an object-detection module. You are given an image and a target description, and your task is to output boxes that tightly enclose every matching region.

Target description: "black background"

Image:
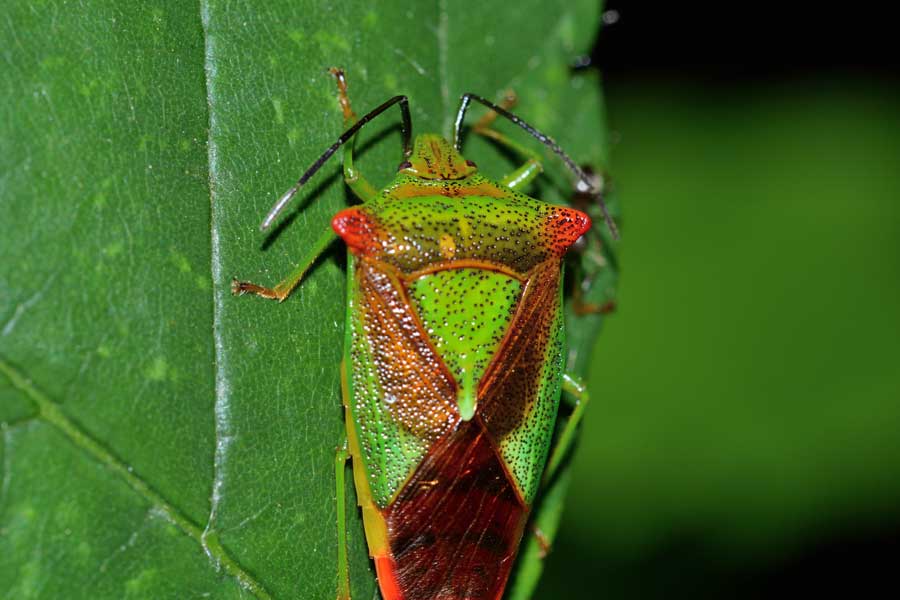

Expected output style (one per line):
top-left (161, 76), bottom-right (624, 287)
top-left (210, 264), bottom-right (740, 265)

top-left (593, 0), bottom-right (898, 81)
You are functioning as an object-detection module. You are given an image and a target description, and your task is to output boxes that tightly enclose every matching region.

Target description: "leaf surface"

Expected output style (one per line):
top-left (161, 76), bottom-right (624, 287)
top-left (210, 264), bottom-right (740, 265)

top-left (0, 1), bottom-right (611, 597)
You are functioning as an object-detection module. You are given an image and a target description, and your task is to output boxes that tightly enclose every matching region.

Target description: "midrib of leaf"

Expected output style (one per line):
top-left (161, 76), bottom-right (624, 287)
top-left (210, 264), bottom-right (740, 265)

top-left (0, 1), bottom-right (271, 595)
top-left (197, 0), bottom-right (236, 578)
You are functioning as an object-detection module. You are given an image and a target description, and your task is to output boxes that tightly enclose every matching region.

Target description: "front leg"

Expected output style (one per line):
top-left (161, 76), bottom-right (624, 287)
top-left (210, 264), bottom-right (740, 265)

top-left (231, 227), bottom-right (337, 302)
top-left (329, 68), bottom-right (378, 203)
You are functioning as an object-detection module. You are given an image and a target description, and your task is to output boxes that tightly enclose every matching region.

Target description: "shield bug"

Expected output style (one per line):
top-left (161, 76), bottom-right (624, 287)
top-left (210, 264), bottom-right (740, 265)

top-left (234, 69), bottom-right (617, 600)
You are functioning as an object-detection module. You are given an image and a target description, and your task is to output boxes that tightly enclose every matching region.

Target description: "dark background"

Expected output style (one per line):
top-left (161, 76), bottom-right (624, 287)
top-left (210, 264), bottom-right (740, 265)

top-left (592, 1), bottom-right (897, 80)
top-left (539, 1), bottom-right (900, 597)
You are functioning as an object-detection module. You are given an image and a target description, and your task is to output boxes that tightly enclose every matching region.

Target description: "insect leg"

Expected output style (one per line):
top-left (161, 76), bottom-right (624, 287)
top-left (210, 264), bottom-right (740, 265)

top-left (468, 90), bottom-right (544, 191)
top-left (511, 373), bottom-right (590, 586)
top-left (335, 435), bottom-right (352, 600)
top-left (499, 157), bottom-right (544, 191)
top-left (507, 375), bottom-right (593, 596)
top-left (505, 473), bottom-right (572, 598)
top-left (531, 526), bottom-right (552, 559)
top-left (231, 227), bottom-right (337, 302)
top-left (260, 90), bottom-right (412, 231)
top-left (573, 289), bottom-right (617, 316)
top-left (330, 68), bottom-right (377, 202)
top-left (543, 372), bottom-right (591, 484)
top-left (453, 93), bottom-right (618, 239)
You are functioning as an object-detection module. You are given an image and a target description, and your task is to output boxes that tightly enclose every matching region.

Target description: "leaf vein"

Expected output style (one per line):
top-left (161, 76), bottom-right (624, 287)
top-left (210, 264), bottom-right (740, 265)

top-left (198, 0), bottom-right (269, 598)
top-left (0, 357), bottom-right (269, 597)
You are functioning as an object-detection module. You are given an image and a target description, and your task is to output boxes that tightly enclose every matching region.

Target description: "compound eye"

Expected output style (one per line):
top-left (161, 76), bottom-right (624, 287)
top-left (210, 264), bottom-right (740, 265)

top-left (397, 160), bottom-right (412, 171)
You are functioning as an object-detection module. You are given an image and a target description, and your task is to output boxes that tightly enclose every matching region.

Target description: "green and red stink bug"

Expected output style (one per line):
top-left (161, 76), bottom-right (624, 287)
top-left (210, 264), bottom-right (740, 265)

top-left (233, 69), bottom-right (617, 600)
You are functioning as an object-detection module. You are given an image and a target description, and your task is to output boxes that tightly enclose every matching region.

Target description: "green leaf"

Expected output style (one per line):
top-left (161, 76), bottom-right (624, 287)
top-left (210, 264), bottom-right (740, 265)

top-left (1, 1), bottom-right (612, 597)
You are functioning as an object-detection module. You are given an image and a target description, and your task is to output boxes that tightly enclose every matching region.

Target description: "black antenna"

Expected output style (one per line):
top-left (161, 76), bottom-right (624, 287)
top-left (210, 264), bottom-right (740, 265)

top-left (260, 95), bottom-right (413, 231)
top-left (453, 93), bottom-right (619, 240)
